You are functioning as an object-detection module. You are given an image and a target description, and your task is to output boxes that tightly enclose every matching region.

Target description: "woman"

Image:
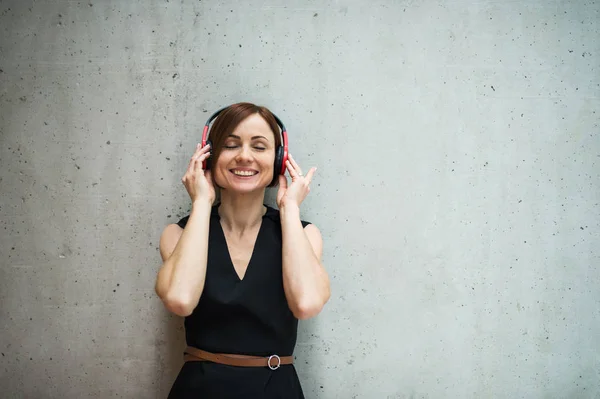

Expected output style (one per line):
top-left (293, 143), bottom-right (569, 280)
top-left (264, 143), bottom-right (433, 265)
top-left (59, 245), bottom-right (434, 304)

top-left (155, 102), bottom-right (330, 398)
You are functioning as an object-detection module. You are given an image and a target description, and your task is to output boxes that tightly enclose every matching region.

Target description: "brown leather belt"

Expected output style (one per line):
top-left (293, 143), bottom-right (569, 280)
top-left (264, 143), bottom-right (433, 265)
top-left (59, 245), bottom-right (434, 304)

top-left (183, 346), bottom-right (293, 370)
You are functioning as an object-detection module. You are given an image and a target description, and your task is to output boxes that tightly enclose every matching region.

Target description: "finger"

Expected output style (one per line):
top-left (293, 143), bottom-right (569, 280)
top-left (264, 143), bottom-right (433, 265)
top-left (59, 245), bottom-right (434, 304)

top-left (191, 143), bottom-right (210, 159)
top-left (187, 144), bottom-right (201, 171)
top-left (194, 151), bottom-right (211, 172)
top-left (187, 144), bottom-right (208, 170)
top-left (288, 154), bottom-right (303, 176)
top-left (199, 150), bottom-right (211, 161)
top-left (286, 160), bottom-right (299, 179)
top-left (200, 144), bottom-right (211, 154)
top-left (304, 167), bottom-right (317, 185)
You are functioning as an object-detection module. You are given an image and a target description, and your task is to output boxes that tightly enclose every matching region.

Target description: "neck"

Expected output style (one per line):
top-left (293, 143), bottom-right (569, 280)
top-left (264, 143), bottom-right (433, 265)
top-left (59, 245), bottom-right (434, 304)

top-left (218, 189), bottom-right (267, 232)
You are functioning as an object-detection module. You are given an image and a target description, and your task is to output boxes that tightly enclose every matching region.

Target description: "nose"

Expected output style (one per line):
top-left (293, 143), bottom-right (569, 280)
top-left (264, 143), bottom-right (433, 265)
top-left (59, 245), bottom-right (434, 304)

top-left (235, 144), bottom-right (253, 163)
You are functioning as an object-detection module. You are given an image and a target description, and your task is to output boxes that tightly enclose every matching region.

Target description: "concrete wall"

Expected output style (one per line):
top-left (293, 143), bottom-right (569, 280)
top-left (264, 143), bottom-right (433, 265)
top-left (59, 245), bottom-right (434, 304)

top-left (1, 0), bottom-right (598, 397)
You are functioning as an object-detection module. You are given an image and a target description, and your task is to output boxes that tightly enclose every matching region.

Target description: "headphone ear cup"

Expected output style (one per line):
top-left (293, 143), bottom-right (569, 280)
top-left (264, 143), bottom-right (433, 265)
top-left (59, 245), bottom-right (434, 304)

top-left (274, 146), bottom-right (284, 177)
top-left (204, 140), bottom-right (213, 170)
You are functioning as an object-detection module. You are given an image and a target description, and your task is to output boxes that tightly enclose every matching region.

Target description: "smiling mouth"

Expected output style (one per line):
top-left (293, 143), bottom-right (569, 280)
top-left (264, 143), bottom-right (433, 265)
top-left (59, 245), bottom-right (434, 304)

top-left (231, 169), bottom-right (258, 177)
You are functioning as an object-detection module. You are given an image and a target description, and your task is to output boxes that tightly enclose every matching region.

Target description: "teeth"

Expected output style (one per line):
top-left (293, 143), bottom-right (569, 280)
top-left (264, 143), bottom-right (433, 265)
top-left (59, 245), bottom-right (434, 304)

top-left (233, 170), bottom-right (257, 176)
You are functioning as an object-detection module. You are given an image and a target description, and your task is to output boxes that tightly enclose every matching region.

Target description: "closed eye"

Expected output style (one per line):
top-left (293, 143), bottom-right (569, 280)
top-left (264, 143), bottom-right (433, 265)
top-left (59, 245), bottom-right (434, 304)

top-left (223, 145), bottom-right (266, 151)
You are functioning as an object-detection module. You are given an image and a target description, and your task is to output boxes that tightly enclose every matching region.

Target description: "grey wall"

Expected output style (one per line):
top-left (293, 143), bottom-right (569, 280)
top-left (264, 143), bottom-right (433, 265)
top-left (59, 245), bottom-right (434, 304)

top-left (1, 0), bottom-right (599, 398)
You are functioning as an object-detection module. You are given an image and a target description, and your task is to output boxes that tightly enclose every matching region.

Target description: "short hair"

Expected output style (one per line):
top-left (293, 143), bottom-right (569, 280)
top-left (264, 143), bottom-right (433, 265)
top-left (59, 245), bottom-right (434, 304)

top-left (208, 102), bottom-right (282, 187)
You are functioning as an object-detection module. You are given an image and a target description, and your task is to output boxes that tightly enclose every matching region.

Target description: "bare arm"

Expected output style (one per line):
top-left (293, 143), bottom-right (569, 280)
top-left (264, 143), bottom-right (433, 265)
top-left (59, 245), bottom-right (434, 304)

top-left (155, 201), bottom-right (212, 316)
top-left (155, 143), bottom-right (215, 317)
top-left (280, 203), bottom-right (330, 320)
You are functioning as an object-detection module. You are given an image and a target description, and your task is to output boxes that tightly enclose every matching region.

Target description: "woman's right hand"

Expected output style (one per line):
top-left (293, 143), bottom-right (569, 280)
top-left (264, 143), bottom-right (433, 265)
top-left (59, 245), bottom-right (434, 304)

top-left (181, 144), bottom-right (215, 205)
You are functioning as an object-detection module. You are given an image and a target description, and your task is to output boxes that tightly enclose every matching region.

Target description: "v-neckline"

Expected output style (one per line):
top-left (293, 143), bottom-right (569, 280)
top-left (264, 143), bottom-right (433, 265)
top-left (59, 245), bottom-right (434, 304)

top-left (216, 205), bottom-right (267, 282)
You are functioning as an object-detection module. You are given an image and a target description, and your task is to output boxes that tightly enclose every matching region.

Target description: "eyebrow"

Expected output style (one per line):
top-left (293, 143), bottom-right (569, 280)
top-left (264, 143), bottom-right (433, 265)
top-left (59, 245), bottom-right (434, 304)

top-left (228, 134), bottom-right (269, 140)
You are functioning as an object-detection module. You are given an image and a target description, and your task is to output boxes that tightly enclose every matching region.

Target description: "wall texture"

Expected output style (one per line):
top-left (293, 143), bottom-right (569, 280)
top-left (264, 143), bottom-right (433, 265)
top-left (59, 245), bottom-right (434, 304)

top-left (1, 0), bottom-right (598, 398)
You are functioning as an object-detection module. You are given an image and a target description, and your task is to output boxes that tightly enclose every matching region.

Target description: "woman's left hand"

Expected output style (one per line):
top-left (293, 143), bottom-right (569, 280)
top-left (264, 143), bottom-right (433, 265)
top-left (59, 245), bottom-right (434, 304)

top-left (276, 154), bottom-right (316, 209)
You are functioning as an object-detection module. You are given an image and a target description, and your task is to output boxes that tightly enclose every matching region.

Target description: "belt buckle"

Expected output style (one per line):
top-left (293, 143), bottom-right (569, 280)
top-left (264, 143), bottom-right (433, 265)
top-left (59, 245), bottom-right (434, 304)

top-left (267, 354), bottom-right (281, 370)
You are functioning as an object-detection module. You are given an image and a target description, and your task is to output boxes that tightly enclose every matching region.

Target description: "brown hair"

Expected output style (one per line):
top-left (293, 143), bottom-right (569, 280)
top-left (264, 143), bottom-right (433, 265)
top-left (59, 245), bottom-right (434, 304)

top-left (208, 102), bottom-right (282, 187)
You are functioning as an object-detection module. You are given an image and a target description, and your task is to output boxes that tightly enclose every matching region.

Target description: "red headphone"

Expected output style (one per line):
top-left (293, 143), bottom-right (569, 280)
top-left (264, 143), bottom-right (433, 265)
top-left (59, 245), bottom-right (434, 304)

top-left (201, 105), bottom-right (289, 183)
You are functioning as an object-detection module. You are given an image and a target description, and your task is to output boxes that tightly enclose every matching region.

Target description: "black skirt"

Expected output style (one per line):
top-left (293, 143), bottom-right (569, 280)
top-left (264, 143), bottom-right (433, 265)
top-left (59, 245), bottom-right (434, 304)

top-left (167, 361), bottom-right (305, 399)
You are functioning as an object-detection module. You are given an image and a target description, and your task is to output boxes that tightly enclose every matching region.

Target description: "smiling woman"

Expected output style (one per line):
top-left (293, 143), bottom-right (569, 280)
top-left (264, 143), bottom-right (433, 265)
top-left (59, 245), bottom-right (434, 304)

top-left (204, 104), bottom-right (283, 188)
top-left (154, 102), bottom-right (330, 398)
top-left (213, 113), bottom-right (279, 192)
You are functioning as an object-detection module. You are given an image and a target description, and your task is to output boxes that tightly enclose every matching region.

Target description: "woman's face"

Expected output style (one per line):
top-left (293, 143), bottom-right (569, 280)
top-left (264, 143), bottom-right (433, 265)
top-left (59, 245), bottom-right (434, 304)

top-left (213, 113), bottom-right (276, 193)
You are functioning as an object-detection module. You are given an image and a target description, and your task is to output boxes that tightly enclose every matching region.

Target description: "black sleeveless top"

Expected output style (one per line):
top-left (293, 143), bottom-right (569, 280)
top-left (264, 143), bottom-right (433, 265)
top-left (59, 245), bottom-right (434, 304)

top-left (176, 204), bottom-right (311, 357)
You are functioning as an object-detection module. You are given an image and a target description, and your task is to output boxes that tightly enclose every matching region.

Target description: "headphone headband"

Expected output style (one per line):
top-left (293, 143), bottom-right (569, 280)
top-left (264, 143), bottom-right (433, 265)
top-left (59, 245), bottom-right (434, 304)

top-left (204, 106), bottom-right (287, 132)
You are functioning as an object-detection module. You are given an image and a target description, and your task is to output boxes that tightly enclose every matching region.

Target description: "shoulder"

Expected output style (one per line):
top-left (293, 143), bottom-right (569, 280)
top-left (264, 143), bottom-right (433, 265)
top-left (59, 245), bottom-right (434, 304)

top-left (265, 205), bottom-right (323, 258)
top-left (264, 205), bottom-right (312, 228)
top-left (302, 223), bottom-right (323, 259)
top-left (160, 207), bottom-right (217, 260)
top-left (175, 215), bottom-right (189, 229)
top-left (174, 206), bottom-right (219, 229)
top-left (159, 222), bottom-right (184, 261)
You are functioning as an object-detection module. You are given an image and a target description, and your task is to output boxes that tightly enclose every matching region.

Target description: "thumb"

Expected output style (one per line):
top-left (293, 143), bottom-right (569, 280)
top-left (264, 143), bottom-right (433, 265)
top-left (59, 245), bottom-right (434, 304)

top-left (278, 174), bottom-right (288, 189)
top-left (276, 174), bottom-right (287, 204)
